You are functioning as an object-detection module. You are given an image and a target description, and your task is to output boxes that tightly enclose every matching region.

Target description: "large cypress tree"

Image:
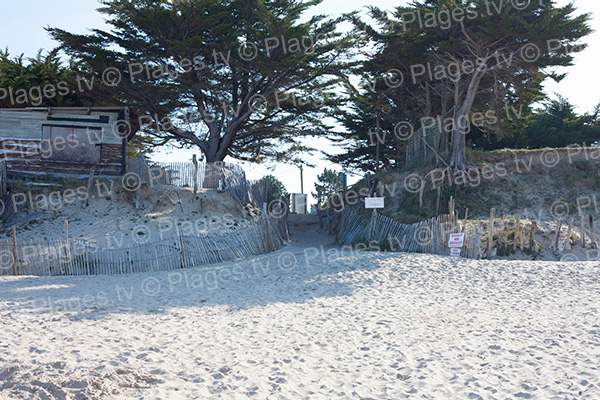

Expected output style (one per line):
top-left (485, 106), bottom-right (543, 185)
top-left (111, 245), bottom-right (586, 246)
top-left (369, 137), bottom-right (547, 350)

top-left (347, 0), bottom-right (592, 170)
top-left (49, 0), bottom-right (354, 163)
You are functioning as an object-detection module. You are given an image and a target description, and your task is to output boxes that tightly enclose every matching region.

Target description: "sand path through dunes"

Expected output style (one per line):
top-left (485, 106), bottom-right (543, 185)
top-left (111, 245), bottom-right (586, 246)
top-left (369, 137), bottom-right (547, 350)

top-left (0, 215), bottom-right (599, 399)
top-left (286, 213), bottom-right (339, 248)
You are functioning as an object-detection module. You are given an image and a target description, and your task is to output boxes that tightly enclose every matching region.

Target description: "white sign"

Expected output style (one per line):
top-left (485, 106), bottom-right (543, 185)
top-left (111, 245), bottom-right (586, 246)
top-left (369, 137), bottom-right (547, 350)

top-left (450, 248), bottom-right (462, 257)
top-left (448, 233), bottom-right (465, 248)
top-left (365, 197), bottom-right (385, 209)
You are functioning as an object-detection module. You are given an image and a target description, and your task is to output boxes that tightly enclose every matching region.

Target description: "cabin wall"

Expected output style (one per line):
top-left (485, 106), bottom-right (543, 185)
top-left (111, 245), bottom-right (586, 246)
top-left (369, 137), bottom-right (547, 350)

top-left (0, 110), bottom-right (127, 178)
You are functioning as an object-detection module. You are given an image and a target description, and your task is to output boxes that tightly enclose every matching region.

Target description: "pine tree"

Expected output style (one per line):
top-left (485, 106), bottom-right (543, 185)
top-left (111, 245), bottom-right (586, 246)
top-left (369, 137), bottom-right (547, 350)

top-left (312, 168), bottom-right (341, 204)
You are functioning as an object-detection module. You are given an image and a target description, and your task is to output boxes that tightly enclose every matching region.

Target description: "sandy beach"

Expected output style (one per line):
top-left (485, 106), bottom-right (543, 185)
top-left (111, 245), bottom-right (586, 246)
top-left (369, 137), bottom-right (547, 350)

top-left (1, 217), bottom-right (599, 399)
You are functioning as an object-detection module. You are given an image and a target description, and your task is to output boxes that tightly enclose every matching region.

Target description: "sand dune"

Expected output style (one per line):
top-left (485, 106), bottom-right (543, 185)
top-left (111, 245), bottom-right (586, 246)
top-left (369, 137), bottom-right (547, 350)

top-left (1, 236), bottom-right (599, 398)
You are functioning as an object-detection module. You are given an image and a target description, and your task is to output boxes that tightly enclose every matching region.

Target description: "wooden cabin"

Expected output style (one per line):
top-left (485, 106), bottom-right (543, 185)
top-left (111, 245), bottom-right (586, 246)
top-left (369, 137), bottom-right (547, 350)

top-left (0, 107), bottom-right (139, 178)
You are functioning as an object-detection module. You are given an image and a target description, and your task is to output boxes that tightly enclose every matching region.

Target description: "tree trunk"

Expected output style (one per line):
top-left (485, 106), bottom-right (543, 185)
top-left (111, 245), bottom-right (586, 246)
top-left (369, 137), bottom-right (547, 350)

top-left (449, 120), bottom-right (467, 170)
top-left (205, 151), bottom-right (228, 163)
top-left (440, 91), bottom-right (449, 154)
top-left (204, 152), bottom-right (220, 164)
top-left (449, 67), bottom-right (486, 170)
top-left (425, 84), bottom-right (432, 118)
top-left (204, 135), bottom-right (228, 163)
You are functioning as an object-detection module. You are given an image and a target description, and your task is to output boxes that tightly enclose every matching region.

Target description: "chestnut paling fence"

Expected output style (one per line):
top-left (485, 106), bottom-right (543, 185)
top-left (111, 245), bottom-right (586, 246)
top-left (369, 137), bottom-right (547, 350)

top-left (0, 214), bottom-right (286, 276)
top-left (0, 158), bottom-right (291, 276)
top-left (404, 116), bottom-right (448, 169)
top-left (336, 207), bottom-right (483, 259)
top-left (126, 158), bottom-right (251, 204)
top-left (126, 158), bottom-right (289, 240)
top-left (126, 158), bottom-right (282, 211)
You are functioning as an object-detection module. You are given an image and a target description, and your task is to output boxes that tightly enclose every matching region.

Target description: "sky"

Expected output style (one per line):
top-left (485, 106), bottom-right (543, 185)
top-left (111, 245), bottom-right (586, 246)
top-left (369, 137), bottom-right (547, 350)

top-left (1, 0), bottom-right (599, 205)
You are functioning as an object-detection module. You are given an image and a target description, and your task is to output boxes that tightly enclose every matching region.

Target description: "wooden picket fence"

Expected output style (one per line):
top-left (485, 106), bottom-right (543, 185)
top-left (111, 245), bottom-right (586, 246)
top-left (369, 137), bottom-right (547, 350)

top-left (0, 159), bottom-right (290, 276)
top-left (0, 214), bottom-right (285, 276)
top-left (248, 179), bottom-right (269, 208)
top-left (337, 207), bottom-right (482, 259)
top-left (405, 117), bottom-right (448, 168)
top-left (126, 158), bottom-right (251, 204)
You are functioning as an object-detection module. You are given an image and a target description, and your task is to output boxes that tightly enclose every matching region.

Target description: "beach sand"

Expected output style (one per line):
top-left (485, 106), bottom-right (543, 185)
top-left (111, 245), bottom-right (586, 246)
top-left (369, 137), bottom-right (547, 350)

top-left (1, 216), bottom-right (599, 399)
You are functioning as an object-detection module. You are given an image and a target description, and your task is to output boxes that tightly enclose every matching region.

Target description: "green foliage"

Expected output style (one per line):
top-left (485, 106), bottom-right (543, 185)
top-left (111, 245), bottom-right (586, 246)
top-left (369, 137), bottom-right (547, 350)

top-left (472, 96), bottom-right (600, 150)
top-left (261, 175), bottom-right (288, 198)
top-left (329, 88), bottom-right (405, 172)
top-left (0, 49), bottom-right (83, 108)
top-left (48, 0), bottom-right (356, 163)
top-left (313, 168), bottom-right (341, 204)
top-left (336, 0), bottom-right (592, 170)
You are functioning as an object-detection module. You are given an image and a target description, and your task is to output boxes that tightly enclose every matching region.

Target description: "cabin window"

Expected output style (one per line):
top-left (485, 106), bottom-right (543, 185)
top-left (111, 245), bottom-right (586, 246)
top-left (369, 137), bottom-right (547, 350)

top-left (41, 126), bottom-right (102, 163)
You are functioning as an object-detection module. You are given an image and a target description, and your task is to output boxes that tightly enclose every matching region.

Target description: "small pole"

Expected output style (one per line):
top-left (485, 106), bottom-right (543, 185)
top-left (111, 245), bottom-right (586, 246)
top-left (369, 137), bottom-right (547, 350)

top-left (83, 170), bottom-right (94, 208)
top-left (498, 212), bottom-right (505, 245)
top-left (135, 173), bottom-right (142, 210)
top-left (520, 223), bottom-right (525, 251)
top-left (11, 227), bottom-right (17, 276)
top-left (300, 165), bottom-right (304, 194)
top-left (487, 208), bottom-right (496, 259)
top-left (589, 214), bottom-right (597, 249)
top-left (192, 154), bottom-right (199, 202)
top-left (498, 212), bottom-right (505, 255)
top-left (565, 218), bottom-right (574, 252)
top-left (179, 230), bottom-right (186, 268)
top-left (513, 215), bottom-right (521, 252)
top-left (529, 221), bottom-right (537, 251)
top-left (554, 217), bottom-right (563, 251)
top-left (435, 186), bottom-right (441, 216)
top-left (64, 220), bottom-right (69, 244)
top-left (580, 215), bottom-right (586, 248)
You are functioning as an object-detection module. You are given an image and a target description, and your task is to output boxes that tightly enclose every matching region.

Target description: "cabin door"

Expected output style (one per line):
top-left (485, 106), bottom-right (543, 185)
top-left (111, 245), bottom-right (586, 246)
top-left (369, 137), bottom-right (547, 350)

top-left (42, 126), bottom-right (102, 163)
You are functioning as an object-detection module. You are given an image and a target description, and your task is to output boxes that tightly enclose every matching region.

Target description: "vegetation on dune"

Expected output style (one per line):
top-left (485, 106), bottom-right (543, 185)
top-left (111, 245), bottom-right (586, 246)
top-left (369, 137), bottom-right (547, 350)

top-left (333, 0), bottom-right (593, 171)
top-left (0, 0), bottom-right (597, 175)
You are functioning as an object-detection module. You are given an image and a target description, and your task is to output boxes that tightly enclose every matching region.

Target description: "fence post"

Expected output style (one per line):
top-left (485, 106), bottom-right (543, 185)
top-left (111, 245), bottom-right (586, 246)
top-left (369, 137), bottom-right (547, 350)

top-left (529, 221), bottom-right (537, 251)
top-left (589, 214), bottom-right (596, 249)
top-left (498, 212), bottom-right (505, 255)
top-left (580, 215), bottom-right (586, 248)
top-left (193, 154), bottom-right (198, 201)
top-left (135, 172), bottom-right (142, 210)
top-left (263, 215), bottom-right (272, 252)
top-left (11, 228), bottom-right (17, 276)
top-left (513, 215), bottom-right (521, 252)
top-left (179, 230), bottom-right (187, 268)
top-left (554, 218), bottom-right (563, 251)
top-left (565, 218), bottom-right (573, 252)
top-left (82, 170), bottom-right (94, 209)
top-left (487, 208), bottom-right (496, 259)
